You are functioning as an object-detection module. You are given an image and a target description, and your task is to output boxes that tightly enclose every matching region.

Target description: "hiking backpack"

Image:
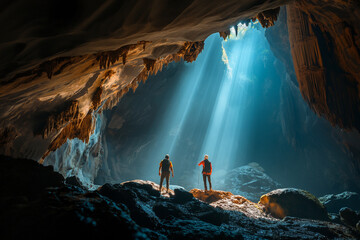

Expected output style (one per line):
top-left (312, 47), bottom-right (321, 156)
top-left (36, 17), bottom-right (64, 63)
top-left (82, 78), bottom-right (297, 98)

top-left (161, 159), bottom-right (170, 172)
top-left (203, 159), bottom-right (211, 173)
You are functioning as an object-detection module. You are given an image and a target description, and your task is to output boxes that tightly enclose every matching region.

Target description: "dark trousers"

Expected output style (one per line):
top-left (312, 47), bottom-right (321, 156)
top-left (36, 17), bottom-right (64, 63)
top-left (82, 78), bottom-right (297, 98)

top-left (203, 174), bottom-right (212, 191)
top-left (160, 171), bottom-right (170, 192)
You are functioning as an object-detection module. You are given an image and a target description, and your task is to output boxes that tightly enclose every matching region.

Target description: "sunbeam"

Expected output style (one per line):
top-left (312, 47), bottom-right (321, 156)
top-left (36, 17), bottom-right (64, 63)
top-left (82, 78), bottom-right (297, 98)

top-left (136, 24), bottom-right (274, 188)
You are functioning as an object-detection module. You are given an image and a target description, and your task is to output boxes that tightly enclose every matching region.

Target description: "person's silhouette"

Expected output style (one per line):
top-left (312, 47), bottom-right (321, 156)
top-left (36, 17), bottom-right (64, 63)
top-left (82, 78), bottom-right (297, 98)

top-left (159, 154), bottom-right (174, 194)
top-left (198, 154), bottom-right (212, 191)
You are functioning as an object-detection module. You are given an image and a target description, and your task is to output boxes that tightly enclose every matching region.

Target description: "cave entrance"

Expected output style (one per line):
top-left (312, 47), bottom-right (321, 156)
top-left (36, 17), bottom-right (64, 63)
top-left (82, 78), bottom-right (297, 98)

top-left (44, 16), bottom-right (358, 196)
top-left (106, 22), bottom-right (281, 190)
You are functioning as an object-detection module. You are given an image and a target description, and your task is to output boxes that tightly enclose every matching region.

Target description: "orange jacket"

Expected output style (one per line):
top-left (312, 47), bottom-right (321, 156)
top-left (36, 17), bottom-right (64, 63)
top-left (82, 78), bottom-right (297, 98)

top-left (198, 160), bottom-right (212, 175)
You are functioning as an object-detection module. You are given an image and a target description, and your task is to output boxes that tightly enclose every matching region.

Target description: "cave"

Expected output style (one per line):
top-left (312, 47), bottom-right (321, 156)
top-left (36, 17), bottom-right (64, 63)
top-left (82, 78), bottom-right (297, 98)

top-left (1, 0), bottom-right (360, 239)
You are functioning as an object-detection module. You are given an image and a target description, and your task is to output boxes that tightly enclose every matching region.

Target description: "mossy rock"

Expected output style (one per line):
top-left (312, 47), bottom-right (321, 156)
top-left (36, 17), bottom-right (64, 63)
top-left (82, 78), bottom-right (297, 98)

top-left (259, 188), bottom-right (329, 221)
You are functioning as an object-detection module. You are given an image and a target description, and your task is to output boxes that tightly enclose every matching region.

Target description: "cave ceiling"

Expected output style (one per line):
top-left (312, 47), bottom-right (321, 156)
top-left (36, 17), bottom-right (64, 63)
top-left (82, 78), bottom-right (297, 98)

top-left (0, 0), bottom-right (359, 161)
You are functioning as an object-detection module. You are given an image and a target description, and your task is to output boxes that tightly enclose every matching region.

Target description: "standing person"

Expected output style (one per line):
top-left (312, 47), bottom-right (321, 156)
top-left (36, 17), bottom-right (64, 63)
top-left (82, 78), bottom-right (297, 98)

top-left (159, 154), bottom-right (174, 194)
top-left (198, 154), bottom-right (212, 191)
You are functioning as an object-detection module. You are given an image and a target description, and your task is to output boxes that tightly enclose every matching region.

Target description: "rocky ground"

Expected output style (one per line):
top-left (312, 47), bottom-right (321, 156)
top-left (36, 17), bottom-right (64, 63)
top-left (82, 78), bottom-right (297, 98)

top-left (1, 155), bottom-right (360, 239)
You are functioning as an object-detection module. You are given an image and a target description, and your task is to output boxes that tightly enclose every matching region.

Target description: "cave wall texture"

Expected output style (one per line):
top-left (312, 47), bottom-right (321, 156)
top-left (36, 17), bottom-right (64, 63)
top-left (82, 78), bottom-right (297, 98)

top-left (0, 0), bottom-right (360, 194)
top-left (287, 0), bottom-right (360, 131)
top-left (0, 0), bottom-right (287, 160)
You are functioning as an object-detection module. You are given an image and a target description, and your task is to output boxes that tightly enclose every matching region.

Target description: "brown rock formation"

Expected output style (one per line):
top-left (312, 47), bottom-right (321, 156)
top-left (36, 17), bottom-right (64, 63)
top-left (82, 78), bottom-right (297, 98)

top-left (143, 58), bottom-right (157, 72)
top-left (0, 0), bottom-right (288, 160)
top-left (96, 44), bottom-right (134, 69)
top-left (256, 7), bottom-right (281, 28)
top-left (35, 39), bottom-right (206, 159)
top-left (287, 0), bottom-right (360, 131)
top-left (41, 110), bottom-right (95, 161)
top-left (190, 189), bottom-right (249, 205)
top-left (219, 30), bottom-right (231, 40)
top-left (179, 41), bottom-right (205, 63)
top-left (4, 0), bottom-right (360, 163)
top-left (42, 101), bottom-right (80, 139)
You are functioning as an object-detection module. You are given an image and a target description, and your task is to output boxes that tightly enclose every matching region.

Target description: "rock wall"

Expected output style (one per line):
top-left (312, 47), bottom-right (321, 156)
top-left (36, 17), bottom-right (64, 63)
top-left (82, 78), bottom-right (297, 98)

top-left (44, 113), bottom-right (107, 189)
top-left (265, 7), bottom-right (360, 195)
top-left (287, 0), bottom-right (360, 131)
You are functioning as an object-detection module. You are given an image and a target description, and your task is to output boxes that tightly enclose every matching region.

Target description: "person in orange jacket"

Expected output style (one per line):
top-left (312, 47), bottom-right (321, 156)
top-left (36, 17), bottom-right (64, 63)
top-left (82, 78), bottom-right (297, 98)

top-left (159, 154), bottom-right (174, 194)
top-left (198, 154), bottom-right (212, 191)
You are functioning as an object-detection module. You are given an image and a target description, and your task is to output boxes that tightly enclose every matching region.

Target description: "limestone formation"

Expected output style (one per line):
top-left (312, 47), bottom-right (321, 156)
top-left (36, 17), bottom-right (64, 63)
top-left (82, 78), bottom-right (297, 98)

top-left (256, 7), bottom-right (281, 28)
top-left (287, 0), bottom-right (360, 131)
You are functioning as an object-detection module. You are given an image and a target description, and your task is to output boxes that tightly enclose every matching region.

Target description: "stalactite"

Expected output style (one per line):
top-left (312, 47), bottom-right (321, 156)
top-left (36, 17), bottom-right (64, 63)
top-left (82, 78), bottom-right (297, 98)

top-left (178, 41), bottom-right (205, 63)
top-left (137, 40), bottom-right (152, 50)
top-left (219, 30), bottom-right (231, 40)
top-left (256, 7), bottom-right (280, 28)
top-left (41, 110), bottom-right (95, 162)
top-left (92, 87), bottom-right (103, 110)
top-left (96, 44), bottom-right (135, 69)
top-left (42, 101), bottom-right (80, 139)
top-left (143, 58), bottom-right (156, 72)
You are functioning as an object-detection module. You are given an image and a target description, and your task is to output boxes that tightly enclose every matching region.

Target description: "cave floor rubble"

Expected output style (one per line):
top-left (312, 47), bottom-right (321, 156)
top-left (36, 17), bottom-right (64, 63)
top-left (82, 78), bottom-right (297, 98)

top-left (1, 156), bottom-right (359, 239)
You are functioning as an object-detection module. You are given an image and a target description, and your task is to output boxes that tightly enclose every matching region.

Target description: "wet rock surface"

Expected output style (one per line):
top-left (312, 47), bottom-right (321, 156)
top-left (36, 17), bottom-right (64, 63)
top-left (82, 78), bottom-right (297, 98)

top-left (259, 188), bottom-right (329, 221)
top-left (319, 192), bottom-right (360, 213)
top-left (1, 156), bottom-right (359, 239)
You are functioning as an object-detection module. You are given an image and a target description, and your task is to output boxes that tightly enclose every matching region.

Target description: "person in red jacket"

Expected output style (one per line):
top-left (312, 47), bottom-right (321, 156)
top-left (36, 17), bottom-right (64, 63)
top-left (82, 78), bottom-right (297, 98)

top-left (198, 154), bottom-right (212, 191)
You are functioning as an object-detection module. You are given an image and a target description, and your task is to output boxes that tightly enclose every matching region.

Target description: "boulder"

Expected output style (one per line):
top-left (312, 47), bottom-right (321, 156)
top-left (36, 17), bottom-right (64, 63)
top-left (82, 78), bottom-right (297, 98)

top-left (319, 192), bottom-right (360, 213)
top-left (259, 188), bottom-right (329, 221)
top-left (357, 221), bottom-right (360, 231)
top-left (172, 188), bottom-right (195, 204)
top-left (339, 207), bottom-right (360, 228)
top-left (223, 164), bottom-right (281, 202)
top-left (0, 155), bottom-right (64, 198)
top-left (65, 176), bottom-right (85, 189)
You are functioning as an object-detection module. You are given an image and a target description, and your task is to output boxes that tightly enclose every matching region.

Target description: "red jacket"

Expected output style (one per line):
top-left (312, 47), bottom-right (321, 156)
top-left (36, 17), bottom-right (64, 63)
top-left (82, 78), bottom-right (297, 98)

top-left (198, 160), bottom-right (212, 175)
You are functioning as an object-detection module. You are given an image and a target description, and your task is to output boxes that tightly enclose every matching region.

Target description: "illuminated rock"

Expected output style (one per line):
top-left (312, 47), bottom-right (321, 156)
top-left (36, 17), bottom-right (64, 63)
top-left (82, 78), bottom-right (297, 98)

top-left (259, 188), bottom-right (329, 221)
top-left (190, 188), bottom-right (249, 204)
